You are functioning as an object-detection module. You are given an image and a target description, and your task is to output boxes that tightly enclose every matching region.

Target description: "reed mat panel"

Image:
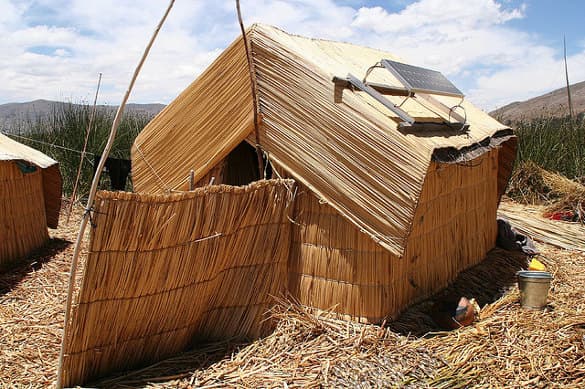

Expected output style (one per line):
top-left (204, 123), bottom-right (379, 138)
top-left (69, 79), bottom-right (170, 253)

top-left (0, 161), bottom-right (48, 270)
top-left (289, 148), bottom-right (500, 322)
top-left (60, 179), bottom-right (294, 387)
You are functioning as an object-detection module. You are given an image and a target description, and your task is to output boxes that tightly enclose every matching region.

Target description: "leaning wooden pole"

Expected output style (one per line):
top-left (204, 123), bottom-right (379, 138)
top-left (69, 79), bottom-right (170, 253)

top-left (236, 0), bottom-right (265, 178)
top-left (564, 35), bottom-right (574, 120)
top-left (56, 1), bottom-right (175, 387)
top-left (66, 72), bottom-right (102, 224)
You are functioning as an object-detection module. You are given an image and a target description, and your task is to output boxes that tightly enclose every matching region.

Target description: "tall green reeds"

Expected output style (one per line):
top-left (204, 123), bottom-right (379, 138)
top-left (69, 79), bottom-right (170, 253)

top-left (513, 115), bottom-right (585, 180)
top-left (9, 102), bottom-right (152, 197)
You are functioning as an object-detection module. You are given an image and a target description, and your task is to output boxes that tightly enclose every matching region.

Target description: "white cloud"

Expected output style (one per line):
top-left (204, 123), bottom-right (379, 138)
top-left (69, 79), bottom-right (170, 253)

top-left (470, 51), bottom-right (585, 108)
top-left (346, 0), bottom-right (585, 110)
top-left (0, 0), bottom-right (583, 111)
top-left (352, 1), bottom-right (524, 33)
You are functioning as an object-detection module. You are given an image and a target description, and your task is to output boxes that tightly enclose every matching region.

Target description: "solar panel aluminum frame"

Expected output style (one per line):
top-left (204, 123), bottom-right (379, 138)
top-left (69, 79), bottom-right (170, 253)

top-left (380, 59), bottom-right (464, 98)
top-left (345, 73), bottom-right (415, 125)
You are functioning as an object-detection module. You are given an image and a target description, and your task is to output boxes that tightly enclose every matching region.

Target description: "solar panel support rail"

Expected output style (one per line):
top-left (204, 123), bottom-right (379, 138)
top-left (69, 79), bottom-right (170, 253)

top-left (333, 61), bottom-right (469, 131)
top-left (345, 73), bottom-right (415, 125)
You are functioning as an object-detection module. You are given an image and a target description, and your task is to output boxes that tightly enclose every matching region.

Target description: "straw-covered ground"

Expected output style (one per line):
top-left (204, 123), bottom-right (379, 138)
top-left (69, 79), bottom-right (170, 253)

top-left (1, 202), bottom-right (584, 388)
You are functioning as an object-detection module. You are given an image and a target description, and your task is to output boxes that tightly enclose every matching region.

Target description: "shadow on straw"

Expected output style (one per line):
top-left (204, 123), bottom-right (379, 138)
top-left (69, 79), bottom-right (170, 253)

top-left (388, 248), bottom-right (527, 337)
top-left (0, 238), bottom-right (72, 295)
top-left (92, 337), bottom-right (251, 388)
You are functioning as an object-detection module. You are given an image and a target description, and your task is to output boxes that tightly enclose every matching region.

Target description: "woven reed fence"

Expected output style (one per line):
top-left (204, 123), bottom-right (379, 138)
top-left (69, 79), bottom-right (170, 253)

top-left (289, 148), bottom-right (500, 322)
top-left (0, 161), bottom-right (48, 270)
top-left (60, 179), bottom-right (294, 387)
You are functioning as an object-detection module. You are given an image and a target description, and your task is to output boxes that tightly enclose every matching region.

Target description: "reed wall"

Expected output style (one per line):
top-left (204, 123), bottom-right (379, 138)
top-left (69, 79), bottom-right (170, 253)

top-left (0, 161), bottom-right (48, 270)
top-left (60, 180), bottom-right (294, 387)
top-left (42, 164), bottom-right (62, 229)
top-left (497, 137), bottom-right (518, 199)
top-left (289, 148), bottom-right (500, 322)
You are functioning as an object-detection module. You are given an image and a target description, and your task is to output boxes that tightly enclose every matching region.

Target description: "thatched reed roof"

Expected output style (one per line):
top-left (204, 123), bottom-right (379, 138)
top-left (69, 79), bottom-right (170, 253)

top-left (0, 133), bottom-right (62, 228)
top-left (0, 133), bottom-right (57, 168)
top-left (132, 24), bottom-right (513, 256)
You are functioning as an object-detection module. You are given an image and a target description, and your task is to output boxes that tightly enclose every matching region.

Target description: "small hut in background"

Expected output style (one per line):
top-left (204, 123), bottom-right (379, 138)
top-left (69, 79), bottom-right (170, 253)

top-left (0, 134), bottom-right (62, 270)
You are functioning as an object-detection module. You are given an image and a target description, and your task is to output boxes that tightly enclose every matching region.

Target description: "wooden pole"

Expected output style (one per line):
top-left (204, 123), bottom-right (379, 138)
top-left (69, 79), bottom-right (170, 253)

top-left (564, 35), bottom-right (574, 120)
top-left (66, 72), bottom-right (102, 224)
top-left (189, 169), bottom-right (195, 190)
top-left (236, 0), bottom-right (265, 178)
top-left (55, 1), bottom-right (175, 387)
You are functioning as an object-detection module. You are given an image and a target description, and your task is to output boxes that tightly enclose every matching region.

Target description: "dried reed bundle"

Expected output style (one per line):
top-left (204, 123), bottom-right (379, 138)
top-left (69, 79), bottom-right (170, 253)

top-left (0, 161), bottom-right (48, 270)
top-left (60, 180), bottom-right (295, 387)
top-left (3, 202), bottom-right (584, 388)
top-left (0, 209), bottom-right (80, 387)
top-left (498, 201), bottom-right (585, 251)
top-left (507, 160), bottom-right (585, 210)
top-left (91, 245), bottom-right (585, 388)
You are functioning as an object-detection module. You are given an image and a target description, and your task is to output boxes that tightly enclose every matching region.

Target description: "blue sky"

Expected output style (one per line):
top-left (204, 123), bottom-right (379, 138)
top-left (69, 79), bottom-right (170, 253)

top-left (1, 0), bottom-right (584, 110)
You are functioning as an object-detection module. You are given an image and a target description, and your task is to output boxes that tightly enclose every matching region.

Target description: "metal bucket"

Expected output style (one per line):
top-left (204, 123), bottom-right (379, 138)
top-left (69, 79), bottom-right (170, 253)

top-left (517, 271), bottom-right (553, 309)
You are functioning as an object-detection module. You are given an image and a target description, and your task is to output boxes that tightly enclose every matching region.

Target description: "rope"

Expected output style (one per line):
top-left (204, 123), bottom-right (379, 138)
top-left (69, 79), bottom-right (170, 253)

top-left (133, 142), bottom-right (171, 192)
top-left (4, 133), bottom-right (96, 155)
top-left (362, 61), bottom-right (383, 84)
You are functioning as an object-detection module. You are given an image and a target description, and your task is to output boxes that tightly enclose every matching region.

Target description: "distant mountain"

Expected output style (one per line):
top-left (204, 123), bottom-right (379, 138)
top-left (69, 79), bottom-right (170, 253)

top-left (0, 99), bottom-right (165, 133)
top-left (491, 80), bottom-right (585, 124)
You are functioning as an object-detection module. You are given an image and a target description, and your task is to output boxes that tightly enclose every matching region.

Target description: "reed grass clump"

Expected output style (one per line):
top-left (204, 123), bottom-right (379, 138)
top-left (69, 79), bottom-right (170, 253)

top-left (513, 115), bottom-right (585, 180)
top-left (9, 102), bottom-right (152, 197)
top-left (507, 160), bottom-right (585, 220)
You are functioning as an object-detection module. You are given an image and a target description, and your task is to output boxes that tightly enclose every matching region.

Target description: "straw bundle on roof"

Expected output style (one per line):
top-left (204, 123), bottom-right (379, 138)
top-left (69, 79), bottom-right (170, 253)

top-left (0, 161), bottom-right (48, 270)
top-left (132, 36), bottom-right (254, 194)
top-left (60, 179), bottom-right (294, 387)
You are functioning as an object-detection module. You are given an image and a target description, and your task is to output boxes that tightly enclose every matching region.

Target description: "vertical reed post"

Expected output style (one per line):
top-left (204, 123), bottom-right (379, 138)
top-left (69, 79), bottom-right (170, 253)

top-left (189, 169), bottom-right (195, 190)
top-left (56, 1), bottom-right (175, 387)
top-left (66, 72), bottom-right (102, 224)
top-left (563, 35), bottom-right (574, 120)
top-left (236, 0), bottom-right (265, 178)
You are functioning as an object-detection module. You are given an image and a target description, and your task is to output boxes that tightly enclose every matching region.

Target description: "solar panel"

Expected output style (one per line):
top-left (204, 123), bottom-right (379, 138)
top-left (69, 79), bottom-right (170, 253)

top-left (381, 59), bottom-right (463, 98)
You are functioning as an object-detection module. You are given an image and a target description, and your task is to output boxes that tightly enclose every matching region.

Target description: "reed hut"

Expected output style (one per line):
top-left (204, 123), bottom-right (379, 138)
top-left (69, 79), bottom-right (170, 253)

top-left (131, 24), bottom-right (516, 322)
top-left (0, 134), bottom-right (62, 269)
top-left (60, 24), bottom-right (518, 386)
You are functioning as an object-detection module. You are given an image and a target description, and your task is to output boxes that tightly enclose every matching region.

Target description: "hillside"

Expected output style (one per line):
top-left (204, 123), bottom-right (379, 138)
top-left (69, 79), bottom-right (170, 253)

top-left (491, 80), bottom-right (585, 123)
top-left (0, 99), bottom-right (165, 133)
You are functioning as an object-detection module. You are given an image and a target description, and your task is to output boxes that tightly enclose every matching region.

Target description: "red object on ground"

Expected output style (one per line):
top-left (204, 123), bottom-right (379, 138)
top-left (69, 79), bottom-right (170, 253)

top-left (544, 210), bottom-right (574, 221)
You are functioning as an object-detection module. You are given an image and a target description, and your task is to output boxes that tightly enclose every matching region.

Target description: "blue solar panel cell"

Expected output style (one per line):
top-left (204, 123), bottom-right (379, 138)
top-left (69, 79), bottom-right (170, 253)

top-left (381, 59), bottom-right (463, 97)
